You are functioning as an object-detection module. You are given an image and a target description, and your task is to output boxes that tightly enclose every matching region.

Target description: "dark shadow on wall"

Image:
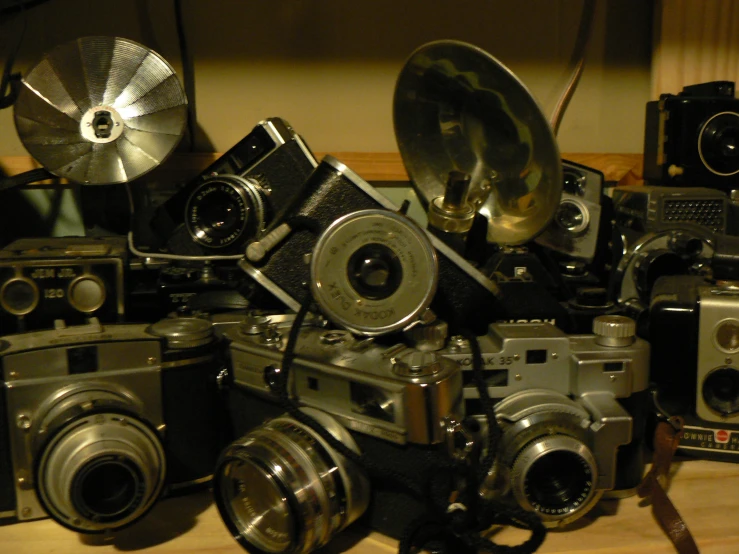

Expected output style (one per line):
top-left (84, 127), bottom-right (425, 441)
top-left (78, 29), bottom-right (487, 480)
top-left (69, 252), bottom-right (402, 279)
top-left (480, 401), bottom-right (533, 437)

top-left (5, 0), bottom-right (652, 66)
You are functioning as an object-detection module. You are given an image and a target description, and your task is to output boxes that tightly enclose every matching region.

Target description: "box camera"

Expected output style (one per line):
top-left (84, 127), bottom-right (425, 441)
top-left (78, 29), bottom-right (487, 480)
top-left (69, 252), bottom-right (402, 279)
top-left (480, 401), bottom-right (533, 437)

top-left (0, 237), bottom-right (127, 334)
top-left (535, 160), bottom-right (605, 262)
top-left (440, 315), bottom-right (650, 527)
top-left (644, 81), bottom-right (739, 190)
top-left (214, 313), bottom-right (465, 551)
top-left (649, 275), bottom-right (739, 462)
top-left (239, 155), bottom-right (501, 337)
top-left (145, 118), bottom-right (317, 257)
top-left (0, 315), bottom-right (226, 532)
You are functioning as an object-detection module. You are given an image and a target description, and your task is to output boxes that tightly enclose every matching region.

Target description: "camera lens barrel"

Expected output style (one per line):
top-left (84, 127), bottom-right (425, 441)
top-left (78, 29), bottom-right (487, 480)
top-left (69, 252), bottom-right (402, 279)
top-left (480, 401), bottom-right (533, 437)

top-left (699, 111), bottom-right (739, 176)
top-left (36, 412), bottom-right (166, 532)
top-left (214, 409), bottom-right (369, 554)
top-left (310, 209), bottom-right (438, 336)
top-left (185, 175), bottom-right (266, 250)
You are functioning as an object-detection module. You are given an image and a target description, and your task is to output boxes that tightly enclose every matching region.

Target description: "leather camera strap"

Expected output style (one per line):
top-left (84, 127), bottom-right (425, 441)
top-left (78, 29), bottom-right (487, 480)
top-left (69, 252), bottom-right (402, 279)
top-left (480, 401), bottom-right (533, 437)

top-left (636, 416), bottom-right (700, 554)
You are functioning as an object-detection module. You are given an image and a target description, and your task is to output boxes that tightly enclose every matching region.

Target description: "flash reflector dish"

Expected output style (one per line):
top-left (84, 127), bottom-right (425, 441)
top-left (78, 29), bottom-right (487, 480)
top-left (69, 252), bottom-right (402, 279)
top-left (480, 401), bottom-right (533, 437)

top-left (14, 36), bottom-right (187, 185)
top-left (393, 40), bottom-right (562, 245)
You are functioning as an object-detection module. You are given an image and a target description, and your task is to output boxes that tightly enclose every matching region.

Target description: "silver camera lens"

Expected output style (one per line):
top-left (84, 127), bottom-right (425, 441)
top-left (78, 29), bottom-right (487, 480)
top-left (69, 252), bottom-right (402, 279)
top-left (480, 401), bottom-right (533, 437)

top-left (509, 434), bottom-right (600, 527)
top-left (214, 409), bottom-right (369, 554)
top-left (36, 412), bottom-right (166, 532)
top-left (702, 367), bottom-right (739, 416)
top-left (311, 209), bottom-right (438, 336)
top-left (555, 198), bottom-right (589, 234)
top-left (185, 175), bottom-right (266, 250)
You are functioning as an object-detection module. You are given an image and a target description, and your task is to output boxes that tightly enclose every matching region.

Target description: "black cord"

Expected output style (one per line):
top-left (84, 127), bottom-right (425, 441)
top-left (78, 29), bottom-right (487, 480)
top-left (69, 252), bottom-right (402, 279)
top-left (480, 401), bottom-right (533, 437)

top-left (0, 0), bottom-right (50, 17)
top-left (0, 168), bottom-right (54, 191)
top-left (0, 0), bottom-right (28, 110)
top-left (173, 0), bottom-right (197, 151)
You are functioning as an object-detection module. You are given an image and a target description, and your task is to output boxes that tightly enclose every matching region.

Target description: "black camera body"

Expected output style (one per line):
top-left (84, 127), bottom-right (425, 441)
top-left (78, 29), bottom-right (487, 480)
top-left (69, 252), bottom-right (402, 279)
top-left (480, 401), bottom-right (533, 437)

top-left (0, 237), bottom-right (128, 334)
top-left (0, 315), bottom-right (226, 532)
top-left (649, 274), bottom-right (739, 461)
top-left (126, 258), bottom-right (250, 322)
top-left (644, 81), bottom-right (739, 190)
top-left (239, 155), bottom-right (501, 336)
top-left (146, 118), bottom-right (317, 257)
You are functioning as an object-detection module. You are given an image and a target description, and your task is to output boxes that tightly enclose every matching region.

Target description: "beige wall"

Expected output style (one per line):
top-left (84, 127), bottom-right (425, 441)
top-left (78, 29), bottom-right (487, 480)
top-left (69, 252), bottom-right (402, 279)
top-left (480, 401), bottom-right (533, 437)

top-left (0, 0), bottom-right (652, 158)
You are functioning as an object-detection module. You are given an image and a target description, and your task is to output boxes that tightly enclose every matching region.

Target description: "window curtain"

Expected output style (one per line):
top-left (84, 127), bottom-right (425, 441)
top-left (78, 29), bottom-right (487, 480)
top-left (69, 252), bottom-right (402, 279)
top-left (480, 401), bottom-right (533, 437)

top-left (652, 0), bottom-right (739, 97)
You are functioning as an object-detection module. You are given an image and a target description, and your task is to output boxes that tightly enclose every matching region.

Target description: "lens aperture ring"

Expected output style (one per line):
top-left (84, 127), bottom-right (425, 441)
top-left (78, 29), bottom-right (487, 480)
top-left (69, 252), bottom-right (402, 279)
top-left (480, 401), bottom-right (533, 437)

top-left (311, 209), bottom-right (438, 336)
top-left (214, 410), bottom-right (369, 553)
top-left (510, 434), bottom-right (600, 527)
top-left (35, 412), bottom-right (166, 533)
top-left (185, 175), bottom-right (266, 250)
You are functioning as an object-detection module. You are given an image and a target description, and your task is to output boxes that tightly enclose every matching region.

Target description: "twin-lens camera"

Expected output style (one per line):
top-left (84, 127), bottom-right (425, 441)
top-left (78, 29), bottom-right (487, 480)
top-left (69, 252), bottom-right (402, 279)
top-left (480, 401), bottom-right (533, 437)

top-left (649, 275), bottom-right (739, 462)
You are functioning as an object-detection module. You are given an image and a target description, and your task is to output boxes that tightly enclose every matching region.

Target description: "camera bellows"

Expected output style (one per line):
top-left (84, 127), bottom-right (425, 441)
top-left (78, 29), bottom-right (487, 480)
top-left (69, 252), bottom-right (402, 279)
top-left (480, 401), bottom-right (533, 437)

top-left (13, 36), bottom-right (187, 185)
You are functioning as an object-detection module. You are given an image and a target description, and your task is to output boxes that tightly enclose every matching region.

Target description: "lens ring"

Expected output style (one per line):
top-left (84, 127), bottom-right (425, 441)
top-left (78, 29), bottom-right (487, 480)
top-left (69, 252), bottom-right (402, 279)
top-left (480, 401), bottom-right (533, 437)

top-left (67, 274), bottom-right (106, 313)
top-left (213, 409), bottom-right (369, 554)
top-left (702, 366), bottom-right (739, 416)
top-left (35, 412), bottom-right (166, 533)
top-left (698, 111), bottom-right (739, 176)
top-left (555, 198), bottom-right (589, 234)
top-left (71, 456), bottom-right (145, 522)
top-left (0, 276), bottom-right (39, 315)
top-left (510, 435), bottom-right (600, 526)
top-left (310, 209), bottom-right (438, 336)
top-left (185, 175), bottom-right (266, 249)
top-left (713, 318), bottom-right (739, 354)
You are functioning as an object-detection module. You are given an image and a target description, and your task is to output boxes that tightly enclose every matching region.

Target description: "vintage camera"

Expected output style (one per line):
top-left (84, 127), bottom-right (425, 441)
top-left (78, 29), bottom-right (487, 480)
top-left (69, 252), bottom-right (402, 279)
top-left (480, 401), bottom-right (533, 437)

top-left (608, 223), bottom-right (716, 323)
top-left (146, 117), bottom-right (317, 256)
top-left (0, 315), bottom-right (226, 532)
top-left (649, 275), bottom-right (739, 462)
top-left (644, 81), bottom-right (739, 190)
top-left (126, 258), bottom-right (251, 321)
top-left (440, 315), bottom-right (650, 527)
top-left (613, 184), bottom-right (730, 235)
top-left (239, 155), bottom-right (501, 336)
top-left (213, 314), bottom-right (465, 551)
top-left (536, 160), bottom-right (605, 262)
top-left (0, 237), bottom-right (127, 333)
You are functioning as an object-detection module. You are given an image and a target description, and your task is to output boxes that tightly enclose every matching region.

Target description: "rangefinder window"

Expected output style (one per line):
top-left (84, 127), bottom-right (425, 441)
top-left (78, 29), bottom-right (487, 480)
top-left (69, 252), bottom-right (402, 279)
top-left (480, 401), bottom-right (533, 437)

top-left (526, 349), bottom-right (547, 364)
top-left (604, 362), bottom-right (625, 373)
top-left (67, 346), bottom-right (98, 374)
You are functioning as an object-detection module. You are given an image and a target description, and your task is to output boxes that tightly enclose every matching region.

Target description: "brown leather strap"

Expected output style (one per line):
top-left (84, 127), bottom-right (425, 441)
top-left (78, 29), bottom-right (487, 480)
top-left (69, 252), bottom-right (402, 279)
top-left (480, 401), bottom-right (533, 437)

top-left (637, 416), bottom-right (700, 554)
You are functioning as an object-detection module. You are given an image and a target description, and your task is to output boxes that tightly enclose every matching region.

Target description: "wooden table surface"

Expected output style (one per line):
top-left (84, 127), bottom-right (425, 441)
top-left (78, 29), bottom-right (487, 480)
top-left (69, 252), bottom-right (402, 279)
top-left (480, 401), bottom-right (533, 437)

top-left (0, 457), bottom-right (737, 554)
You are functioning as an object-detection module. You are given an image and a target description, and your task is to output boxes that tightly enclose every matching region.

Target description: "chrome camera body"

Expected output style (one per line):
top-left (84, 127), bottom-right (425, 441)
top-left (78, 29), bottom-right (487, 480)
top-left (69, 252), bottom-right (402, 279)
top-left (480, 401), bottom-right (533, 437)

top-left (213, 313), bottom-right (465, 551)
top-left (0, 315), bottom-right (225, 533)
top-left (440, 315), bottom-right (650, 527)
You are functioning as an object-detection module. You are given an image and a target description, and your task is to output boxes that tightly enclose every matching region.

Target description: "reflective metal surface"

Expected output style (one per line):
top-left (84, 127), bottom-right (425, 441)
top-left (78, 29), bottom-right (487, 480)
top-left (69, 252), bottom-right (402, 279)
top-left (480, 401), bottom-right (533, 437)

top-left (14, 36), bottom-right (187, 185)
top-left (394, 40), bottom-right (562, 245)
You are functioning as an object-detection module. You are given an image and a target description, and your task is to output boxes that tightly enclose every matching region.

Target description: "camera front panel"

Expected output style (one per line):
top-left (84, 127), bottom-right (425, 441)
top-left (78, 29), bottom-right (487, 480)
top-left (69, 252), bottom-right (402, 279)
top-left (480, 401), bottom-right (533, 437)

top-left (645, 94), bottom-right (739, 189)
top-left (696, 286), bottom-right (739, 424)
top-left (0, 239), bottom-right (127, 334)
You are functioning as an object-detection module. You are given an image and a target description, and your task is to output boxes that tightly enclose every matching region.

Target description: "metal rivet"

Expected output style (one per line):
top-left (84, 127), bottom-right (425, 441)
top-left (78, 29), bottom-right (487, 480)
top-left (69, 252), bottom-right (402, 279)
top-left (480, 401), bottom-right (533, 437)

top-left (16, 414), bottom-right (31, 430)
top-left (515, 374), bottom-right (522, 381)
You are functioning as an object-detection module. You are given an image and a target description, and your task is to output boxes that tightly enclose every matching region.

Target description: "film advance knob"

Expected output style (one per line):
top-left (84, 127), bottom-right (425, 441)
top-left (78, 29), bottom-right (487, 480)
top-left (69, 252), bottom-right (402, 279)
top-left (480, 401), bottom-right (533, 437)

top-left (593, 315), bottom-right (636, 347)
